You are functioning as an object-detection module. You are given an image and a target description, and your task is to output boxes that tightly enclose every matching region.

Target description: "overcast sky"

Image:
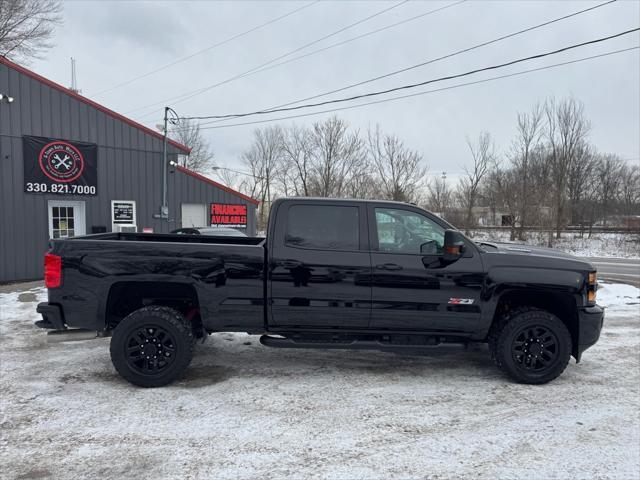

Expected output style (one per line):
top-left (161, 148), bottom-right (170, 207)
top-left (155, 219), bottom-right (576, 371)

top-left (31, 0), bottom-right (640, 181)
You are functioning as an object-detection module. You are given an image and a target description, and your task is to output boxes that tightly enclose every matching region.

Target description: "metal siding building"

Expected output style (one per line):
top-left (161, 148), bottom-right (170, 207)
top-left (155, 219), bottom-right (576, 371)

top-left (0, 57), bottom-right (258, 283)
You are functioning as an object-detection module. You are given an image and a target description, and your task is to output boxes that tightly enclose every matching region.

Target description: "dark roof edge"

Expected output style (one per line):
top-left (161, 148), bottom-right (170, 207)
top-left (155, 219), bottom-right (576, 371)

top-left (0, 56), bottom-right (191, 154)
top-left (175, 165), bottom-right (260, 206)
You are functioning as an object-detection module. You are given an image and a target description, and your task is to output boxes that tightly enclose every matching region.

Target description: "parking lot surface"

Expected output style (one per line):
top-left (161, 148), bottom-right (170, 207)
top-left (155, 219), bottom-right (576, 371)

top-left (1, 284), bottom-right (639, 479)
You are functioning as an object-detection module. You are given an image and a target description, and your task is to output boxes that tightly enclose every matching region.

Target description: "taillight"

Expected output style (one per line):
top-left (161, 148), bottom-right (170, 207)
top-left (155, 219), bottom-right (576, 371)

top-left (44, 253), bottom-right (62, 288)
top-left (586, 271), bottom-right (597, 305)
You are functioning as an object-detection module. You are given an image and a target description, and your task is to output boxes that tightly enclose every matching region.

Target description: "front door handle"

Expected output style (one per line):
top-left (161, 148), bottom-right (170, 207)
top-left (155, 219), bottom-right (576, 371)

top-left (376, 263), bottom-right (402, 271)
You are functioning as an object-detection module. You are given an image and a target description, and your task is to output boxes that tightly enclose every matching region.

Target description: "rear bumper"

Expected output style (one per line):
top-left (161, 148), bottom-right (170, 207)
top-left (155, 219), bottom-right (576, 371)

top-left (576, 305), bottom-right (604, 362)
top-left (36, 303), bottom-right (65, 330)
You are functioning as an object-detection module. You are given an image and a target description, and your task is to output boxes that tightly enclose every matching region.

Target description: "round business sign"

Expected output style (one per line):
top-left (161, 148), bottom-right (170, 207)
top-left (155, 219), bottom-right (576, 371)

top-left (38, 141), bottom-right (84, 183)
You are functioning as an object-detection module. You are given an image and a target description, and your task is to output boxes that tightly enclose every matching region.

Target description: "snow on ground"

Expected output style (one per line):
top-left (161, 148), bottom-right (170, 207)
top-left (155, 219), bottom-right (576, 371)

top-left (470, 231), bottom-right (640, 259)
top-left (1, 285), bottom-right (639, 480)
top-left (598, 282), bottom-right (640, 313)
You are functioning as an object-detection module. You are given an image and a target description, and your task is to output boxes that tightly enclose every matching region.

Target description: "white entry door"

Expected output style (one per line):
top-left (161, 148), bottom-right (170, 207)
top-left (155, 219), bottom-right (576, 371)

top-left (181, 203), bottom-right (207, 228)
top-left (48, 200), bottom-right (86, 239)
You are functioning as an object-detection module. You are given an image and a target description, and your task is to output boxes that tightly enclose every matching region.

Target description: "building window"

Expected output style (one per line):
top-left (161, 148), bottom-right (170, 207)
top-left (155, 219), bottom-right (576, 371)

top-left (51, 206), bottom-right (75, 238)
top-left (48, 201), bottom-right (86, 239)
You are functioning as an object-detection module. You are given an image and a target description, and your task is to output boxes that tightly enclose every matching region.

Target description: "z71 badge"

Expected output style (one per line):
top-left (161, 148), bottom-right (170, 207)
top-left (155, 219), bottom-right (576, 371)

top-left (448, 298), bottom-right (475, 305)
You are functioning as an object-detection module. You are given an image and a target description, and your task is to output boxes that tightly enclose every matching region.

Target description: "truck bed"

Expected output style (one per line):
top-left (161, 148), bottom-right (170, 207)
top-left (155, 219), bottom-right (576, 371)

top-left (48, 233), bottom-right (266, 333)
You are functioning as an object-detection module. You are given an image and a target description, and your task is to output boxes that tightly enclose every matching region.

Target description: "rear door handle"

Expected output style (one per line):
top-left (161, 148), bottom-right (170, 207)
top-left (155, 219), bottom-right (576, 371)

top-left (282, 260), bottom-right (303, 269)
top-left (376, 263), bottom-right (402, 271)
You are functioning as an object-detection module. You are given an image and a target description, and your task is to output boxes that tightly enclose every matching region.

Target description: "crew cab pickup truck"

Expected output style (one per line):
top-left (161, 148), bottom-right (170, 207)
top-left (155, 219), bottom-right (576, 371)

top-left (36, 198), bottom-right (604, 387)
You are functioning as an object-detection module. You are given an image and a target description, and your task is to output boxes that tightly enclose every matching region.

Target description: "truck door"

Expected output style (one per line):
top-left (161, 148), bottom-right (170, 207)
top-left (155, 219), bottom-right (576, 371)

top-left (368, 204), bottom-right (484, 333)
top-left (269, 201), bottom-right (371, 328)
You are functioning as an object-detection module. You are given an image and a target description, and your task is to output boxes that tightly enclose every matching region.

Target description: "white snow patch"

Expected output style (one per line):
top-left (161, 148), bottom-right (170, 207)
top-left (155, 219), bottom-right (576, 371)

top-left (598, 282), bottom-right (640, 314)
top-left (1, 284), bottom-right (639, 479)
top-left (471, 231), bottom-right (640, 259)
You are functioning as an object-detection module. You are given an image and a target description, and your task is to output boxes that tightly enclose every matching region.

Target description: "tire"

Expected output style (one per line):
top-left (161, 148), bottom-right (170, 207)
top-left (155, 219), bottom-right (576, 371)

top-left (110, 306), bottom-right (194, 387)
top-left (489, 308), bottom-right (572, 384)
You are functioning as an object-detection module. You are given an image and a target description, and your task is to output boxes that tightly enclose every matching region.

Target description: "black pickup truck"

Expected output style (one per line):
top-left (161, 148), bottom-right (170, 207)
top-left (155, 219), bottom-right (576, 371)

top-left (36, 197), bottom-right (603, 387)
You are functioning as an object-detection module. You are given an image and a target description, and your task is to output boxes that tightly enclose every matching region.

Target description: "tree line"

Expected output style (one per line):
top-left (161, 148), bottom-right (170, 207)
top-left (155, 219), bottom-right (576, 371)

top-left (212, 97), bottom-right (639, 239)
top-left (217, 117), bottom-right (427, 228)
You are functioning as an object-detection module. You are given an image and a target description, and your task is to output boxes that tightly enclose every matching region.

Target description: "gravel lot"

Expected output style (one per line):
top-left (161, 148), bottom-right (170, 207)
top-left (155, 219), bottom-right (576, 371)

top-left (1, 284), bottom-right (639, 480)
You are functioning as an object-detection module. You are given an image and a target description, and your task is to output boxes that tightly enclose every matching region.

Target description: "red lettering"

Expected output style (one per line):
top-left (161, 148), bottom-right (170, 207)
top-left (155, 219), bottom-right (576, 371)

top-left (210, 204), bottom-right (248, 226)
top-left (211, 203), bottom-right (247, 216)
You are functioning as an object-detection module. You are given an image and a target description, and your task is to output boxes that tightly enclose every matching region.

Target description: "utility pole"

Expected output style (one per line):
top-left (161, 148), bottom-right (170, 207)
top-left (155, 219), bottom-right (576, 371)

top-left (161, 106), bottom-right (169, 219)
top-left (155, 107), bottom-right (179, 221)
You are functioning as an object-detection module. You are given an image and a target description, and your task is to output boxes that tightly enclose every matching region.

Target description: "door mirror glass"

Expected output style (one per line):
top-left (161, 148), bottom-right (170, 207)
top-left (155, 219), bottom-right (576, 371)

top-left (443, 229), bottom-right (466, 262)
top-left (420, 240), bottom-right (438, 255)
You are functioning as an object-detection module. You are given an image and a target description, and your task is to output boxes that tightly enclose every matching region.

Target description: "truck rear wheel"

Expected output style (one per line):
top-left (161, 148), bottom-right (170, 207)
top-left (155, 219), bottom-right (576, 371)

top-left (489, 308), bottom-right (571, 384)
top-left (110, 306), bottom-right (194, 387)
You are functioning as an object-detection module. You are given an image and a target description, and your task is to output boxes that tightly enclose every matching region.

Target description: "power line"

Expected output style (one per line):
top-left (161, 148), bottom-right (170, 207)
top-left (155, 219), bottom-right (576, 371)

top-left (90, 1), bottom-right (320, 97)
top-left (199, 0), bottom-right (617, 127)
top-left (191, 46), bottom-right (638, 130)
top-left (177, 28), bottom-right (640, 122)
top-left (128, 0), bottom-right (413, 118)
top-left (189, 0), bottom-right (466, 110)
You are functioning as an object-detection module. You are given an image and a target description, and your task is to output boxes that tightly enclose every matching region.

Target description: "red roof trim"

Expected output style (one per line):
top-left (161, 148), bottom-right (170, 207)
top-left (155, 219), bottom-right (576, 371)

top-left (0, 56), bottom-right (191, 154)
top-left (175, 165), bottom-right (260, 206)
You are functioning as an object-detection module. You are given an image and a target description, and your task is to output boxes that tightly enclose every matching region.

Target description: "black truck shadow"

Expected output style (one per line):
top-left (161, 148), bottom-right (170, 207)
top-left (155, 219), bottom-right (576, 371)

top-left (176, 337), bottom-right (501, 388)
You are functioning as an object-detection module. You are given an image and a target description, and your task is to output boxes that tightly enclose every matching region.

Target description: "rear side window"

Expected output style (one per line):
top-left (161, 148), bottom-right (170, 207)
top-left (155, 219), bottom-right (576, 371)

top-left (286, 205), bottom-right (359, 250)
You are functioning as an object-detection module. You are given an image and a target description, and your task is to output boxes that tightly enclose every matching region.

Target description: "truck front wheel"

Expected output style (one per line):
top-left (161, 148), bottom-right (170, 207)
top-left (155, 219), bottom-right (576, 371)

top-left (110, 306), bottom-right (194, 387)
top-left (489, 308), bottom-right (572, 384)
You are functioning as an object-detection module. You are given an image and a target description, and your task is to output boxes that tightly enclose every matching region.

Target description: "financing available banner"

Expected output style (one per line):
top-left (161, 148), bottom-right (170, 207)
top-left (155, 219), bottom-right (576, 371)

top-left (210, 203), bottom-right (247, 228)
top-left (23, 135), bottom-right (97, 195)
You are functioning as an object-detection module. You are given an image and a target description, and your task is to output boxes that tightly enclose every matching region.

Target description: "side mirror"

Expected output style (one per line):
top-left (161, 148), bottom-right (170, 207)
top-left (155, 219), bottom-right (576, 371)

top-left (420, 240), bottom-right (438, 255)
top-left (442, 229), bottom-right (465, 262)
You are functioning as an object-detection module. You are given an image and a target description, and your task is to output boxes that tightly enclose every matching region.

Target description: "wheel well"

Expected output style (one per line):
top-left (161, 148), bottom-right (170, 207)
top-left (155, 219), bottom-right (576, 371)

top-left (105, 282), bottom-right (203, 338)
top-left (492, 289), bottom-right (579, 357)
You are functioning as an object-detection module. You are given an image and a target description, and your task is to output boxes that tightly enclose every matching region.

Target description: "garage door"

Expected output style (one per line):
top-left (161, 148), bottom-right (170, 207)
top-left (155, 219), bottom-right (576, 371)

top-left (181, 203), bottom-right (207, 228)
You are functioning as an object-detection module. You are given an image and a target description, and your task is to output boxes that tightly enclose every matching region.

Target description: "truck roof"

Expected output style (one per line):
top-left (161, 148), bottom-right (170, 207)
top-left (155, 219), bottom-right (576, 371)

top-left (275, 197), bottom-right (421, 207)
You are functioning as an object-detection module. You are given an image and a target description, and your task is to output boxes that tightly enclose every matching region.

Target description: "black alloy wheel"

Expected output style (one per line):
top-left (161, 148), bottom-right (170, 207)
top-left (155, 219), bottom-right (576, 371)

top-left (125, 324), bottom-right (177, 375)
top-left (511, 325), bottom-right (559, 372)
top-left (110, 306), bottom-right (194, 387)
top-left (489, 308), bottom-right (571, 384)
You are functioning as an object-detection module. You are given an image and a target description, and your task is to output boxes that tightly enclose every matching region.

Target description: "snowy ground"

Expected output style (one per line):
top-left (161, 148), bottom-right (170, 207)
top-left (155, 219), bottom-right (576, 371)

top-left (470, 230), bottom-right (640, 259)
top-left (1, 284), bottom-right (639, 480)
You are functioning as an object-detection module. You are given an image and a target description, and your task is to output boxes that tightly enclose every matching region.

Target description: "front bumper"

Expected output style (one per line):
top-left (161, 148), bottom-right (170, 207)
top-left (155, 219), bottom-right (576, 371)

top-left (36, 303), bottom-right (65, 330)
top-left (575, 304), bottom-right (605, 362)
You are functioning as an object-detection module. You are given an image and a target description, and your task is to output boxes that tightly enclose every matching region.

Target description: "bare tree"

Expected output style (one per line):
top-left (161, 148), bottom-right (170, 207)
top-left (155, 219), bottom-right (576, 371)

top-left (212, 166), bottom-right (241, 192)
top-left (427, 174), bottom-right (452, 217)
top-left (594, 153), bottom-right (623, 226)
top-left (490, 164), bottom-right (520, 240)
top-left (0, 0), bottom-right (62, 62)
top-left (308, 116), bottom-right (365, 197)
top-left (279, 125), bottom-right (312, 196)
top-left (566, 142), bottom-right (597, 233)
top-left (241, 126), bottom-right (283, 229)
top-left (619, 163), bottom-right (640, 223)
top-left (367, 125), bottom-right (427, 203)
top-left (458, 132), bottom-right (494, 234)
top-left (170, 119), bottom-right (214, 172)
top-left (510, 104), bottom-right (543, 239)
top-left (544, 97), bottom-right (591, 239)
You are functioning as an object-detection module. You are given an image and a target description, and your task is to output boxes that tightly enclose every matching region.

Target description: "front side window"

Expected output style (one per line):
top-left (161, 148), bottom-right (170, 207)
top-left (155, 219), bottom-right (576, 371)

top-left (286, 205), bottom-right (359, 250)
top-left (375, 208), bottom-right (445, 255)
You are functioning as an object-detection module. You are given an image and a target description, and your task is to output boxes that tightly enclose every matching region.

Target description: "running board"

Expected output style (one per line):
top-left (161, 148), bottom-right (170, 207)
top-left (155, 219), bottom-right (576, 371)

top-left (46, 329), bottom-right (102, 343)
top-left (260, 335), bottom-right (466, 352)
